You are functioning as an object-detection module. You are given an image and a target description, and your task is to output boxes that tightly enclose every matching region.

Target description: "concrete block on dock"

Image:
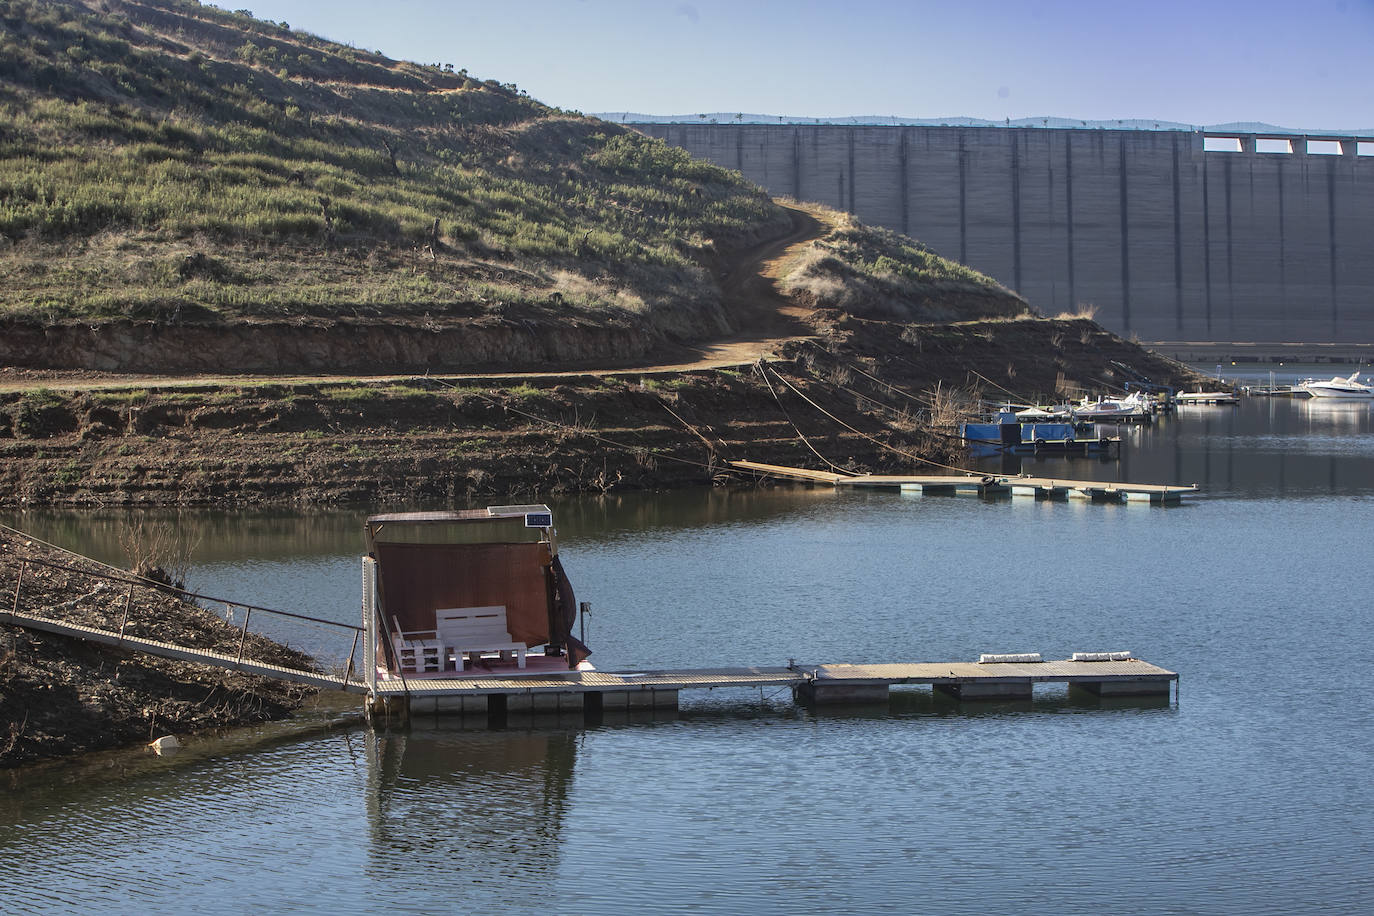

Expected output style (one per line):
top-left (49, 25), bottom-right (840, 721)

top-left (1076, 679), bottom-right (1172, 697)
top-left (431, 694), bottom-right (489, 715)
top-left (505, 691), bottom-right (584, 714)
top-left (600, 688), bottom-right (678, 710)
top-left (936, 680), bottom-right (1034, 700)
top-left (795, 681), bottom-right (890, 705)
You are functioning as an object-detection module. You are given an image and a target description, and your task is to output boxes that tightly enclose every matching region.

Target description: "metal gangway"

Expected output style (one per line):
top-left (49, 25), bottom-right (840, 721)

top-left (3, 554), bottom-right (369, 694)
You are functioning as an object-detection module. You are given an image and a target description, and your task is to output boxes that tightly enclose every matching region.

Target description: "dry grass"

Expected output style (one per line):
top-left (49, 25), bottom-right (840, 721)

top-left (0, 0), bottom-right (786, 328)
top-left (927, 382), bottom-right (980, 428)
top-left (778, 209), bottom-right (1024, 321)
top-left (120, 517), bottom-right (201, 591)
top-left (1053, 304), bottom-right (1099, 321)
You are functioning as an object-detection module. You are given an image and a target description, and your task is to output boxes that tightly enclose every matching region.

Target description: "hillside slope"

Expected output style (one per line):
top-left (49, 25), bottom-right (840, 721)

top-left (0, 0), bottom-right (1025, 373)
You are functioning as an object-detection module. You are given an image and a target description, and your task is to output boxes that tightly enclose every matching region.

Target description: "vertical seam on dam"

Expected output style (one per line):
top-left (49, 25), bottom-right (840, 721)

top-left (1203, 154), bottom-right (1213, 333)
top-left (1012, 133), bottom-right (1022, 294)
top-left (1171, 136), bottom-right (1183, 333)
top-left (1327, 159), bottom-right (1337, 331)
top-left (791, 128), bottom-right (801, 202)
top-left (847, 128), bottom-right (856, 214)
top-left (899, 128), bottom-right (910, 237)
top-left (1065, 134), bottom-right (1075, 309)
top-left (1225, 156), bottom-right (1234, 331)
top-left (1118, 136), bottom-right (1130, 334)
top-left (1277, 158), bottom-right (1286, 303)
top-left (958, 131), bottom-right (967, 264)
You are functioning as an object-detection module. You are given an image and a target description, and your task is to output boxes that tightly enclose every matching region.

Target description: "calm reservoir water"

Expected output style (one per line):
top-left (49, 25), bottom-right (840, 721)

top-left (3, 391), bottom-right (1373, 914)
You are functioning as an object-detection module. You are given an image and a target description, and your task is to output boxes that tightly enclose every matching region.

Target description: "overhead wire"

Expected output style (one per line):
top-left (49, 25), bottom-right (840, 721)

top-left (787, 359), bottom-right (976, 448)
top-left (423, 361), bottom-right (986, 486)
top-left (758, 361), bottom-right (981, 476)
top-left (752, 361), bottom-right (853, 473)
top-left (423, 376), bottom-right (726, 475)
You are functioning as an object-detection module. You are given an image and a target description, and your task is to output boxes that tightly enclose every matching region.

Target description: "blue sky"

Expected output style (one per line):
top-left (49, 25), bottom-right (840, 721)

top-left (229, 0), bottom-right (1373, 130)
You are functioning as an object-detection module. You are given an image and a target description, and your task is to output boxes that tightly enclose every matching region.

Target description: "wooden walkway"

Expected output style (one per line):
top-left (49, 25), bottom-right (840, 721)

top-left (730, 460), bottom-right (1198, 504)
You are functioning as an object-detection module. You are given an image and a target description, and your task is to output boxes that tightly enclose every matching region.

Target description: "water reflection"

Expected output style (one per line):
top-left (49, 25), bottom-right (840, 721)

top-left (2, 487), bottom-right (843, 569)
top-left (0, 508), bottom-right (371, 568)
top-left (974, 398), bottom-right (1374, 499)
top-left (364, 727), bottom-right (576, 893)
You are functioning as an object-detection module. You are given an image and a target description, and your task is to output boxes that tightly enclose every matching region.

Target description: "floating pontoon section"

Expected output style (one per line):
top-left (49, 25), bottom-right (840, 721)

top-left (730, 460), bottom-right (1198, 504)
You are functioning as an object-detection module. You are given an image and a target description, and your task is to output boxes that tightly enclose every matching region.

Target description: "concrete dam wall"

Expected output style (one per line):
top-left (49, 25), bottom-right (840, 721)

top-left (635, 124), bottom-right (1374, 346)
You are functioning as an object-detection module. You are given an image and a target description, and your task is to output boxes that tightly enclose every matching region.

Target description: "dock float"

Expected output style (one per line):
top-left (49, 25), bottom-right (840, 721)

top-left (374, 656), bottom-right (1177, 719)
top-left (730, 460), bottom-right (1198, 504)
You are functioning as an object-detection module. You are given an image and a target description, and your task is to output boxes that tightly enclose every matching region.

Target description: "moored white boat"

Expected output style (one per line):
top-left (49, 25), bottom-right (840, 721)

top-left (1176, 390), bottom-right (1239, 405)
top-left (1298, 371), bottom-right (1373, 399)
top-left (1072, 391), bottom-right (1150, 421)
top-left (1015, 404), bottom-right (1074, 422)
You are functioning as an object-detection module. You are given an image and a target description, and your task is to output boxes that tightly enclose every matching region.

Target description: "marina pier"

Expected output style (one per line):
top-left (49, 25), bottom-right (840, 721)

top-left (2, 506), bottom-right (1178, 731)
top-left (2, 587), bottom-right (1176, 723)
top-left (374, 656), bottom-right (1177, 722)
top-left (730, 460), bottom-right (1199, 504)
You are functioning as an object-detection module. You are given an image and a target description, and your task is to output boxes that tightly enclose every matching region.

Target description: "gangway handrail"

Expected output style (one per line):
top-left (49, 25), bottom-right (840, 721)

top-left (11, 554), bottom-right (362, 636)
top-left (4, 555), bottom-right (369, 692)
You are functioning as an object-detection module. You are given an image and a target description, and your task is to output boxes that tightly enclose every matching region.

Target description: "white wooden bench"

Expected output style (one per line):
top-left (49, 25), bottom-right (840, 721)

top-left (391, 615), bottom-right (442, 674)
top-left (436, 605), bottom-right (527, 670)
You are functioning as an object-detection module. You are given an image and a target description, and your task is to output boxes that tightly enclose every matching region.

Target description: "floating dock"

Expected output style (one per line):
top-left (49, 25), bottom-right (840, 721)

top-left (1, 584), bottom-right (1176, 726)
top-left (730, 461), bottom-right (1198, 504)
top-left (373, 656), bottom-right (1177, 719)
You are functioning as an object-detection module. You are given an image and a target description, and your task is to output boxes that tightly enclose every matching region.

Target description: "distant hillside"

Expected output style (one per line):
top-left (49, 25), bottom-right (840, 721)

top-left (0, 0), bottom-right (1024, 372)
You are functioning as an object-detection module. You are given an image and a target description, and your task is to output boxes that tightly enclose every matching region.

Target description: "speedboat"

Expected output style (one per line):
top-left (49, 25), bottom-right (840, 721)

top-left (1015, 404), bottom-right (1074, 422)
top-left (1176, 390), bottom-right (1239, 405)
top-left (1298, 371), bottom-right (1373, 399)
top-left (1073, 391), bottom-right (1150, 421)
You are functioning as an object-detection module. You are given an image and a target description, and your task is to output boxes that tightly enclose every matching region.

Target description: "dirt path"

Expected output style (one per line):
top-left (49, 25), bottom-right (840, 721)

top-left (0, 204), bottom-right (833, 393)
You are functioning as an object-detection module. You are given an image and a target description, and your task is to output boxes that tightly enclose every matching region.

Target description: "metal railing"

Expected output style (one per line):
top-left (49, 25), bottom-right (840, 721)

top-left (4, 554), bottom-right (365, 690)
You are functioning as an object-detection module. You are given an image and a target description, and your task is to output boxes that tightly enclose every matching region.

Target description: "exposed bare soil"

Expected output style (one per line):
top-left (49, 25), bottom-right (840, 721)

top-left (0, 526), bottom-right (318, 767)
top-left (0, 314), bottom-right (1204, 509)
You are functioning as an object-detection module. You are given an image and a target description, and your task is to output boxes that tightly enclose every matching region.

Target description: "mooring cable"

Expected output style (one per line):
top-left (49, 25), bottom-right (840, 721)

top-left (753, 360), bottom-right (854, 474)
top-left (423, 376), bottom-right (726, 475)
top-left (759, 362), bottom-right (982, 476)
top-left (789, 362), bottom-right (978, 449)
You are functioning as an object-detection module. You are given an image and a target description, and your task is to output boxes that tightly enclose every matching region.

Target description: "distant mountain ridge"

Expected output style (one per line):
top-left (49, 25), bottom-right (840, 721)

top-left (601, 113), bottom-right (1374, 137)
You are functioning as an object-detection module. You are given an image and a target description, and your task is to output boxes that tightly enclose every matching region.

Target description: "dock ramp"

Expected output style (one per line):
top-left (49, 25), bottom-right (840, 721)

top-left (2, 554), bottom-right (368, 694)
top-left (1, 606), bottom-right (368, 693)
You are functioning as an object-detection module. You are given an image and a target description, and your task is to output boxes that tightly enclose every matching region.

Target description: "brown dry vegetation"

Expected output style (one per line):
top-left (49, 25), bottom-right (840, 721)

top-left (0, 317), bottom-right (1204, 508)
top-left (0, 524), bottom-right (318, 766)
top-left (779, 210), bottom-right (1028, 322)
